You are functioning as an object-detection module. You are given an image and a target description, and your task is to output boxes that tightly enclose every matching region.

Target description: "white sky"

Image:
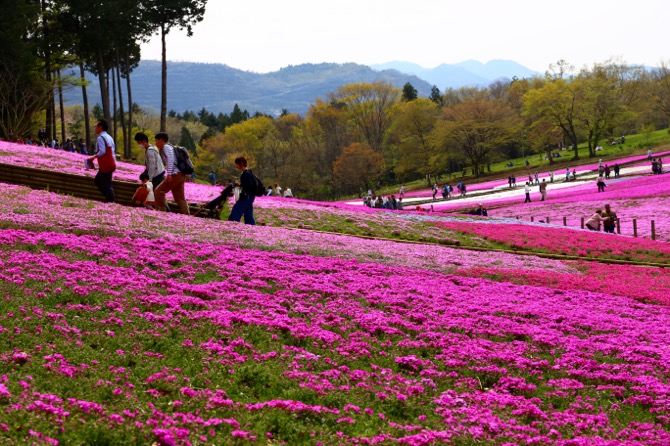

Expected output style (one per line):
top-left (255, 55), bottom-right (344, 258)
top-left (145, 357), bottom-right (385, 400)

top-left (140, 0), bottom-right (669, 73)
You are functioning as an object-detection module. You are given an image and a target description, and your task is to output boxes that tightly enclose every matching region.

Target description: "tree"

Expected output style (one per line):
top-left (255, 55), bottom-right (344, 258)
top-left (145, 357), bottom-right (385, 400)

top-left (0, 0), bottom-right (49, 139)
top-left (429, 85), bottom-right (443, 106)
top-left (434, 93), bottom-right (521, 177)
top-left (402, 82), bottom-right (418, 101)
top-left (329, 81), bottom-right (401, 156)
top-left (179, 125), bottom-right (197, 154)
top-left (654, 61), bottom-right (670, 120)
top-left (143, 0), bottom-right (208, 132)
top-left (575, 61), bottom-right (643, 157)
top-left (392, 98), bottom-right (439, 178)
top-left (332, 143), bottom-right (384, 194)
top-left (523, 78), bottom-right (581, 159)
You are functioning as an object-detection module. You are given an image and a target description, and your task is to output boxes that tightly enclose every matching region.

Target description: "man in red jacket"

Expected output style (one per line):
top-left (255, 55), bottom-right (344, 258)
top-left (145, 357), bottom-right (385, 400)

top-left (88, 119), bottom-right (116, 202)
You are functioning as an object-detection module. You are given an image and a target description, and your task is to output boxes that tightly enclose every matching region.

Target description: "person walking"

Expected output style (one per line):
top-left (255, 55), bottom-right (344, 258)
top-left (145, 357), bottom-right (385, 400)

top-left (524, 182), bottom-right (531, 203)
top-left (228, 156), bottom-right (256, 225)
top-left (597, 174), bottom-right (606, 192)
top-left (134, 132), bottom-right (165, 190)
top-left (154, 132), bottom-right (190, 215)
top-left (89, 119), bottom-right (116, 202)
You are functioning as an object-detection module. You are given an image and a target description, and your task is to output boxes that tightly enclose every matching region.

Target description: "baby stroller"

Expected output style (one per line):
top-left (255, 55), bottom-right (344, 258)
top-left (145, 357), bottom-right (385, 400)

top-left (194, 184), bottom-right (234, 219)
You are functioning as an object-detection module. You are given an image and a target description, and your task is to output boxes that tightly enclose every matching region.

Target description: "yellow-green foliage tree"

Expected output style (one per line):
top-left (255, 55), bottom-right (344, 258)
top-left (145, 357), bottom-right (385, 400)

top-left (392, 98), bottom-right (439, 180)
top-left (328, 81), bottom-right (401, 158)
top-left (434, 91), bottom-right (522, 177)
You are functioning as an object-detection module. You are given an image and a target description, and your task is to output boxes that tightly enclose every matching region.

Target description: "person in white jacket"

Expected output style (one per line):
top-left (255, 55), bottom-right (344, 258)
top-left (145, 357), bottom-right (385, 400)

top-left (585, 210), bottom-right (610, 231)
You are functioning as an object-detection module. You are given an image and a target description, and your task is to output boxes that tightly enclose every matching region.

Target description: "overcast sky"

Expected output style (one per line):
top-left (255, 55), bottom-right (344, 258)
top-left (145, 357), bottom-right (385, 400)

top-left (140, 0), bottom-right (669, 74)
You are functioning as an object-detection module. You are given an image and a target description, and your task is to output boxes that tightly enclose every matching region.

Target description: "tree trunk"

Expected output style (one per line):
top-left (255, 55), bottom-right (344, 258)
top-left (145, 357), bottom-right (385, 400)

top-left (160, 23), bottom-right (167, 132)
top-left (79, 61), bottom-right (91, 149)
top-left (125, 52), bottom-right (134, 157)
top-left (115, 50), bottom-right (127, 158)
top-left (51, 71), bottom-right (57, 144)
top-left (111, 63), bottom-right (117, 145)
top-left (57, 70), bottom-right (65, 144)
top-left (41, 0), bottom-right (53, 141)
top-left (96, 50), bottom-right (111, 123)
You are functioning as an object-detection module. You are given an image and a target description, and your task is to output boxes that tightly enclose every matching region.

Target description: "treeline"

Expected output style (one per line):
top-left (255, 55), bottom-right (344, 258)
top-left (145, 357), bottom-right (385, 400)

top-left (191, 60), bottom-right (670, 199)
top-left (0, 0), bottom-right (207, 157)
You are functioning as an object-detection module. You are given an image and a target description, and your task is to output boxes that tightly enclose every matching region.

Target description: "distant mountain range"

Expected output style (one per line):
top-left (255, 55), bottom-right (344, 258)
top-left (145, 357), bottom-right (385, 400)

top-left (64, 59), bottom-right (540, 117)
top-left (371, 60), bottom-right (540, 89)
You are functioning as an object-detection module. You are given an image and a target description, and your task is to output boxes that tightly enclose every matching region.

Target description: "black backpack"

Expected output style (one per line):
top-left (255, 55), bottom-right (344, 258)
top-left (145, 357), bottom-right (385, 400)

top-left (172, 145), bottom-right (194, 175)
top-left (248, 169), bottom-right (265, 196)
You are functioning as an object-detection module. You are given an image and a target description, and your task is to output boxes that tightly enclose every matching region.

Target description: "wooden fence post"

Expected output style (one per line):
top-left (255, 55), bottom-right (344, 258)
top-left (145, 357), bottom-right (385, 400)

top-left (531, 216), bottom-right (534, 222)
top-left (616, 220), bottom-right (620, 234)
top-left (563, 217), bottom-right (567, 226)
top-left (633, 219), bottom-right (637, 237)
top-left (651, 220), bottom-right (656, 241)
top-left (547, 217), bottom-right (550, 224)
top-left (581, 217), bottom-right (584, 229)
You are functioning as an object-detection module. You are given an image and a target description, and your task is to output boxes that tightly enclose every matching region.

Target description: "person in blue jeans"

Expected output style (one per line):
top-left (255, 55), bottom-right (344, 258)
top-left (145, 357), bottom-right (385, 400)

top-left (228, 156), bottom-right (256, 225)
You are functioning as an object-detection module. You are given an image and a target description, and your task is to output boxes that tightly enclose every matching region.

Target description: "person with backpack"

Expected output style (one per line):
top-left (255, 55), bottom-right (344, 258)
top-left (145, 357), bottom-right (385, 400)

top-left (153, 132), bottom-right (190, 215)
top-left (228, 156), bottom-right (256, 225)
top-left (88, 119), bottom-right (116, 203)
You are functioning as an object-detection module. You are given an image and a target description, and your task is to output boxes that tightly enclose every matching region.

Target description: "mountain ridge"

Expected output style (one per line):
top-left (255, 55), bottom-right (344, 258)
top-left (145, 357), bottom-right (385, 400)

top-left (63, 59), bottom-right (540, 116)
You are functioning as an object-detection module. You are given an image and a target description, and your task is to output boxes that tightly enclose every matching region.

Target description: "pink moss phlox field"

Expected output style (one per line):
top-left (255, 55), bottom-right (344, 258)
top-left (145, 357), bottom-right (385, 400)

top-left (0, 183), bottom-right (576, 276)
top-left (401, 150), bottom-right (670, 198)
top-left (0, 141), bottom-right (224, 204)
top-left (1, 228), bottom-right (670, 443)
top-left (436, 221), bottom-right (670, 264)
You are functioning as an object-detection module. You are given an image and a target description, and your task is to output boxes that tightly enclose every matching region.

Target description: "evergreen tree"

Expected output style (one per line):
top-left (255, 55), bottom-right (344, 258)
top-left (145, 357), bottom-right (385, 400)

top-left (429, 85), bottom-right (443, 106)
top-left (402, 82), bottom-right (418, 101)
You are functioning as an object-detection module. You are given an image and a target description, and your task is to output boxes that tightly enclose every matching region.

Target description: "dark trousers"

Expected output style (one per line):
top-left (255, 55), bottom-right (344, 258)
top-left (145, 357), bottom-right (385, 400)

top-left (228, 195), bottom-right (256, 225)
top-left (151, 172), bottom-right (165, 190)
top-left (94, 169), bottom-right (115, 202)
top-left (524, 193), bottom-right (531, 203)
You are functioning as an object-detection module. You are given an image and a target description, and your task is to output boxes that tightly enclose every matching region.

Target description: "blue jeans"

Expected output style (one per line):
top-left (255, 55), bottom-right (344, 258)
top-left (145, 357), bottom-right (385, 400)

top-left (228, 195), bottom-right (256, 225)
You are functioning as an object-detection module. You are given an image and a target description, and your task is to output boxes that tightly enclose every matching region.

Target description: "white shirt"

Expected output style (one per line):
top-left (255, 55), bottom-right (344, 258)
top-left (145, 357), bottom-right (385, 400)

top-left (524, 184), bottom-right (530, 193)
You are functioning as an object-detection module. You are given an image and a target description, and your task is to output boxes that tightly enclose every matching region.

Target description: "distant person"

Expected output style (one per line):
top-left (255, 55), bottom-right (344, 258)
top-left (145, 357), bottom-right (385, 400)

top-left (469, 202), bottom-right (487, 217)
top-left (208, 171), bottom-right (217, 185)
top-left (549, 171), bottom-right (554, 183)
top-left (614, 163), bottom-right (620, 178)
top-left (88, 119), bottom-right (116, 203)
top-left (602, 204), bottom-right (618, 234)
top-left (585, 209), bottom-right (609, 231)
top-left (565, 168), bottom-right (570, 182)
top-left (284, 187), bottom-right (293, 198)
top-left (274, 183), bottom-right (282, 196)
top-left (596, 174), bottom-right (606, 192)
top-left (572, 169), bottom-right (577, 180)
top-left (154, 132), bottom-right (190, 215)
top-left (539, 179), bottom-right (547, 201)
top-left (228, 156), bottom-right (256, 225)
top-left (396, 197), bottom-right (404, 210)
top-left (399, 185), bottom-right (406, 198)
top-left (524, 182), bottom-right (531, 203)
top-left (647, 148), bottom-right (653, 161)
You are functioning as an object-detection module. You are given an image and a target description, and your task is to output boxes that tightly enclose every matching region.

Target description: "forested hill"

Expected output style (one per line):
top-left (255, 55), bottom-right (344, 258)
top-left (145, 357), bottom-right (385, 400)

top-left (65, 61), bottom-right (433, 116)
